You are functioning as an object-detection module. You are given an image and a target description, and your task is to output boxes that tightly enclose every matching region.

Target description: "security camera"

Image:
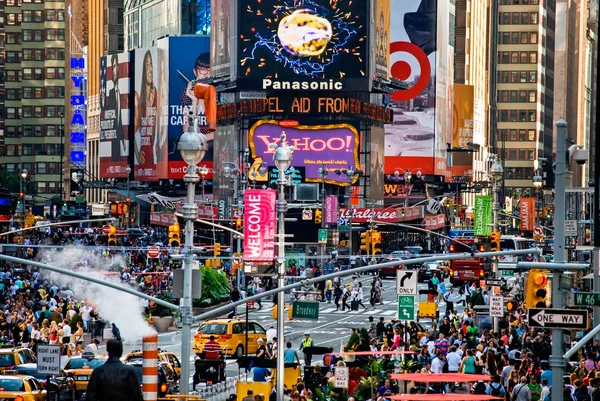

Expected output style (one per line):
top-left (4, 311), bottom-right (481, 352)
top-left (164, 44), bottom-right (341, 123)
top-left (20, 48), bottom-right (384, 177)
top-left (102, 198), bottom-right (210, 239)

top-left (573, 149), bottom-right (589, 166)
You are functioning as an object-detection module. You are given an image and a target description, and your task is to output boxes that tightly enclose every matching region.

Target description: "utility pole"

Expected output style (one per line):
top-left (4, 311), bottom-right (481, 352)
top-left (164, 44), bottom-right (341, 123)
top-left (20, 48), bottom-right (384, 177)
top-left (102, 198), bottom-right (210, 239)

top-left (551, 119), bottom-right (568, 401)
top-left (489, 154), bottom-right (503, 334)
top-left (319, 164), bottom-right (327, 272)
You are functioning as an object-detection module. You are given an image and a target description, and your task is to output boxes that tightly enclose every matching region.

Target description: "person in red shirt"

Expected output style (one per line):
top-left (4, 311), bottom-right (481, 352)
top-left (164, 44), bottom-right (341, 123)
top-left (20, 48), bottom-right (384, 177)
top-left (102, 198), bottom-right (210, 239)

top-left (203, 335), bottom-right (221, 359)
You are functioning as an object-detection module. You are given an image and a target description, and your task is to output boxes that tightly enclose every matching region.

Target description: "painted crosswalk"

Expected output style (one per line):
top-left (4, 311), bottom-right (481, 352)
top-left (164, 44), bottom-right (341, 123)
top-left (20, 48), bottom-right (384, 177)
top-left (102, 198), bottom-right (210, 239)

top-left (250, 305), bottom-right (398, 318)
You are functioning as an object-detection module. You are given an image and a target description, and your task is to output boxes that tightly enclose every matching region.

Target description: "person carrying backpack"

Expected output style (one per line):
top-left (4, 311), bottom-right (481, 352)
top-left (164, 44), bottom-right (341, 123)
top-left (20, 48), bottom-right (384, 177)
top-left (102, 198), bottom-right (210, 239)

top-left (486, 375), bottom-right (506, 398)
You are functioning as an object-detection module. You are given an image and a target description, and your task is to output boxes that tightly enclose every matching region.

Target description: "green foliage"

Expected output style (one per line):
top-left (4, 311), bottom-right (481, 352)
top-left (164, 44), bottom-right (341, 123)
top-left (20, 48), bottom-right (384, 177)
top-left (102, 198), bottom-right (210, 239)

top-left (150, 291), bottom-right (177, 317)
top-left (69, 313), bottom-right (83, 332)
top-left (0, 171), bottom-right (21, 195)
top-left (192, 266), bottom-right (232, 307)
top-left (354, 376), bottom-right (379, 401)
top-left (399, 358), bottom-right (417, 372)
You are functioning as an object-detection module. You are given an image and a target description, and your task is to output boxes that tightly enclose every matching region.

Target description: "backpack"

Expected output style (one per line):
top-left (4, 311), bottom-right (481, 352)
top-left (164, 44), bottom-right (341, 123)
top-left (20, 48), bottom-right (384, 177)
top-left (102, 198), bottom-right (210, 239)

top-left (490, 384), bottom-right (503, 397)
top-left (473, 381), bottom-right (487, 394)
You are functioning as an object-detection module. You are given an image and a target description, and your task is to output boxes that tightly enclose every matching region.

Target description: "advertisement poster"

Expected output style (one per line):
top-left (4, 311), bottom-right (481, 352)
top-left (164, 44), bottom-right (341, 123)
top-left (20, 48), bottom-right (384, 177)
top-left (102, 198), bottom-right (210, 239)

top-left (213, 124), bottom-right (238, 196)
top-left (452, 84), bottom-right (474, 148)
top-left (99, 52), bottom-right (131, 178)
top-left (133, 47), bottom-right (167, 181)
top-left (370, 125), bottom-right (385, 201)
top-left (520, 197), bottom-right (536, 232)
top-left (324, 195), bottom-right (338, 225)
top-left (243, 189), bottom-right (276, 262)
top-left (474, 195), bottom-right (492, 237)
top-left (237, 0), bottom-right (368, 91)
top-left (210, 0), bottom-right (231, 78)
top-left (384, 0), bottom-right (452, 176)
top-left (373, 0), bottom-right (390, 79)
top-left (163, 36), bottom-right (212, 179)
top-left (285, 252), bottom-right (306, 269)
top-left (249, 120), bottom-right (360, 185)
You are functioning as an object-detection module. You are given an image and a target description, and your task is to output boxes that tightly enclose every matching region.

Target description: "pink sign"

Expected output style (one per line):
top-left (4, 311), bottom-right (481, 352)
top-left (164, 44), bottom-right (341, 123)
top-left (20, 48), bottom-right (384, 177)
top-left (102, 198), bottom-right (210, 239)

top-left (243, 189), bottom-right (276, 261)
top-left (324, 196), bottom-right (338, 225)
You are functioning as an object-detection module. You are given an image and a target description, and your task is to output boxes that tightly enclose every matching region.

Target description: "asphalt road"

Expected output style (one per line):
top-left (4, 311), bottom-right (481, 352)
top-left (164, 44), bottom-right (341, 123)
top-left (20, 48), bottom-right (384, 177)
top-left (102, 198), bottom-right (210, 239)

top-left (114, 274), bottom-right (466, 391)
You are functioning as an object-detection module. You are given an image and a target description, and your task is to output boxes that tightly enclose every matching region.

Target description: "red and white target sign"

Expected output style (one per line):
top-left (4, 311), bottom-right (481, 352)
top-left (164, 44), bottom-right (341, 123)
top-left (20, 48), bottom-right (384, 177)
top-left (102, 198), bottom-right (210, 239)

top-left (147, 246), bottom-right (161, 259)
top-left (389, 41), bottom-right (431, 101)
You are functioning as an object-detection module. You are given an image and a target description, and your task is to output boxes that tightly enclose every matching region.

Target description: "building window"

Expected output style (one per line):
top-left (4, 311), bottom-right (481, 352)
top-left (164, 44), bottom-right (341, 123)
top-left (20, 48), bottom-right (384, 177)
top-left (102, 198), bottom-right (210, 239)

top-left (510, 90), bottom-right (518, 102)
top-left (509, 130), bottom-right (517, 141)
top-left (34, 126), bottom-right (43, 136)
top-left (57, 10), bottom-right (65, 21)
top-left (519, 110), bottom-right (527, 122)
top-left (34, 107), bottom-right (43, 118)
top-left (23, 30), bottom-right (32, 42)
top-left (519, 90), bottom-right (527, 102)
top-left (46, 29), bottom-right (56, 40)
top-left (46, 107), bottom-right (56, 117)
top-left (23, 49), bottom-right (32, 60)
top-left (34, 87), bottom-right (43, 99)
top-left (512, 13), bottom-right (519, 24)
top-left (46, 87), bottom-right (56, 98)
top-left (499, 110), bottom-right (508, 122)
top-left (57, 29), bottom-right (65, 40)
top-left (501, 32), bottom-right (510, 44)
top-left (529, 71), bottom-right (537, 83)
top-left (509, 149), bottom-right (517, 161)
top-left (23, 145), bottom-right (32, 156)
top-left (510, 110), bottom-right (518, 122)
top-left (501, 71), bottom-right (509, 83)
top-left (511, 52), bottom-right (519, 64)
top-left (46, 67), bottom-right (56, 79)
top-left (502, 13), bottom-right (510, 24)
top-left (520, 52), bottom-right (528, 63)
top-left (530, 32), bottom-right (538, 44)
top-left (520, 32), bottom-right (528, 44)
top-left (47, 126), bottom-right (56, 136)
top-left (23, 87), bottom-right (32, 98)
top-left (528, 110), bottom-right (536, 122)
top-left (6, 33), bottom-right (19, 44)
top-left (529, 91), bottom-right (536, 102)
top-left (529, 52), bottom-right (537, 63)
top-left (521, 13), bottom-right (529, 24)
top-left (46, 9), bottom-right (56, 21)
top-left (528, 130), bottom-right (536, 141)
top-left (23, 126), bottom-right (33, 137)
top-left (37, 163), bottom-right (47, 174)
top-left (530, 13), bottom-right (538, 24)
top-left (23, 107), bottom-right (32, 118)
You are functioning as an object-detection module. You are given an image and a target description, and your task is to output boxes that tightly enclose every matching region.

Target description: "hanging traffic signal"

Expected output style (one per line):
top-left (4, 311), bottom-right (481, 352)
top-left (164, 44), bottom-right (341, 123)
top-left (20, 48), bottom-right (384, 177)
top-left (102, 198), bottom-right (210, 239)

top-left (169, 222), bottom-right (180, 247)
top-left (525, 269), bottom-right (551, 309)
top-left (314, 209), bottom-right (322, 224)
top-left (236, 218), bottom-right (242, 231)
top-left (107, 225), bottom-right (117, 246)
top-left (401, 207), bottom-right (406, 217)
top-left (490, 231), bottom-right (501, 251)
top-left (371, 230), bottom-right (383, 255)
top-left (360, 230), bottom-right (371, 254)
top-left (214, 243), bottom-right (221, 257)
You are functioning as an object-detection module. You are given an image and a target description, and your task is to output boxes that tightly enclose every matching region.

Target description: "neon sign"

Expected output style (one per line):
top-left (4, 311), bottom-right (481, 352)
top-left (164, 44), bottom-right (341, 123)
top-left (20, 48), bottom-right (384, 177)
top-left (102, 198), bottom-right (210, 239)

top-left (70, 57), bottom-right (87, 163)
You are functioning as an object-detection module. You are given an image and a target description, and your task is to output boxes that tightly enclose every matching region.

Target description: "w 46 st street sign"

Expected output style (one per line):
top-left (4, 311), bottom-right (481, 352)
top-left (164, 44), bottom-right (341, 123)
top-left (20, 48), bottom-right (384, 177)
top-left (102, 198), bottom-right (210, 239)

top-left (573, 292), bottom-right (600, 307)
top-left (528, 308), bottom-right (588, 330)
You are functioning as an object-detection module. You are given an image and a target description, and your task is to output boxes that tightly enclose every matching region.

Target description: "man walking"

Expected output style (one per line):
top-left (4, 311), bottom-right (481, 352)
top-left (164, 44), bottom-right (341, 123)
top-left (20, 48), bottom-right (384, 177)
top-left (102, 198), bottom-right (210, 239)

top-left (511, 376), bottom-right (532, 401)
top-left (443, 288), bottom-right (455, 315)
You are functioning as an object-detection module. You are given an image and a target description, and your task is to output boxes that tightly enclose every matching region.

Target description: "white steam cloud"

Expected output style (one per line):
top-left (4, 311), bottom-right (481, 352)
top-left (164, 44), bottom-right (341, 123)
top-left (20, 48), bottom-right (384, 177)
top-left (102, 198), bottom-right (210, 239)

top-left (37, 246), bottom-right (156, 341)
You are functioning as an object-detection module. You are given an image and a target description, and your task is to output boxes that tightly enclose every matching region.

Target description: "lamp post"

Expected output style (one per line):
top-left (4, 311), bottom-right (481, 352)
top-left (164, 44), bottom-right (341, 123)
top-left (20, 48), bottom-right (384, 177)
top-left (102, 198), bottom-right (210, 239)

top-left (199, 165), bottom-right (209, 200)
top-left (318, 164), bottom-right (328, 272)
top-left (20, 168), bottom-right (28, 215)
top-left (336, 167), bottom-right (363, 258)
top-left (489, 155), bottom-right (503, 334)
top-left (269, 133), bottom-right (294, 401)
top-left (532, 170), bottom-right (543, 227)
top-left (125, 165), bottom-right (131, 228)
top-left (177, 115), bottom-right (207, 394)
top-left (59, 112), bottom-right (64, 201)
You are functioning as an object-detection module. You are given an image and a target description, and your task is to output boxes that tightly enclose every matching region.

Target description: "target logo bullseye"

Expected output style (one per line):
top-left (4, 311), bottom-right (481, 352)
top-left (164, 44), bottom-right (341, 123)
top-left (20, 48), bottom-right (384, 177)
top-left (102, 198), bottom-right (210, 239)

top-left (389, 41), bottom-right (431, 102)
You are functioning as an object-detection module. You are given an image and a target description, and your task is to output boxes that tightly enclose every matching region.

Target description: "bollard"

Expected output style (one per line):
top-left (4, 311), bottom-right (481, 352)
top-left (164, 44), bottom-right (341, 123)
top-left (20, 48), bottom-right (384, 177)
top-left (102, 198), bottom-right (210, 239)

top-left (142, 333), bottom-right (159, 401)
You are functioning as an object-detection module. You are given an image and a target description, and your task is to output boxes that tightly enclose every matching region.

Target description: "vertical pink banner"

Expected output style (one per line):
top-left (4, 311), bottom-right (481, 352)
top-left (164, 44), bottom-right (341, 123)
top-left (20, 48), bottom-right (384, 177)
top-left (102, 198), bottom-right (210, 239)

top-left (324, 195), bottom-right (338, 225)
top-left (243, 189), bottom-right (276, 261)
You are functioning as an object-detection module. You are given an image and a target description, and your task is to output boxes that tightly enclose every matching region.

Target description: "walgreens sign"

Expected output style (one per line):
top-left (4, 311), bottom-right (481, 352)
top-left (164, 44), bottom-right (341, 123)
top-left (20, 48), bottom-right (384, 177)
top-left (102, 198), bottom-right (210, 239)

top-left (243, 189), bottom-right (276, 261)
top-left (339, 206), bottom-right (424, 223)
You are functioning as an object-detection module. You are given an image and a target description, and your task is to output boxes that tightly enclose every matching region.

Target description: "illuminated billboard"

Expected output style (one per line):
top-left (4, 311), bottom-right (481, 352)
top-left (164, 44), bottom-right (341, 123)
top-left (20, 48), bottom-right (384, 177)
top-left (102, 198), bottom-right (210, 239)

top-left (249, 120), bottom-right (359, 186)
top-left (384, 0), bottom-right (453, 177)
top-left (99, 51), bottom-right (131, 179)
top-left (238, 0), bottom-right (368, 91)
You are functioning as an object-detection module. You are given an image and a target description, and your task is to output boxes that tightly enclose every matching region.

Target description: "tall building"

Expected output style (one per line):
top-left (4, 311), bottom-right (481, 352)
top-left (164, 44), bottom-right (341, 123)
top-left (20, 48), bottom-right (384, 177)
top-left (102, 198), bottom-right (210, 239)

top-left (496, 0), bottom-right (555, 200)
top-left (0, 0), bottom-right (68, 203)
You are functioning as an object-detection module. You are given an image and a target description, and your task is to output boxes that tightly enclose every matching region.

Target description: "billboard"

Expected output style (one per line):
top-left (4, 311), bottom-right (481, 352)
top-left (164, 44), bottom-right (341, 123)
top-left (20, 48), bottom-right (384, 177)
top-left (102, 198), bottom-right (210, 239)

top-left (210, 0), bottom-right (232, 78)
top-left (249, 120), bottom-right (360, 186)
top-left (99, 52), bottom-right (131, 178)
top-left (213, 124), bottom-right (238, 196)
top-left (384, 0), bottom-right (453, 177)
top-left (162, 36), bottom-right (212, 179)
top-left (243, 189), bottom-right (276, 262)
top-left (370, 125), bottom-right (385, 202)
top-left (520, 197), bottom-right (536, 232)
top-left (133, 47), bottom-right (167, 181)
top-left (237, 0), bottom-right (369, 91)
top-left (452, 84), bottom-right (474, 148)
top-left (373, 0), bottom-right (391, 79)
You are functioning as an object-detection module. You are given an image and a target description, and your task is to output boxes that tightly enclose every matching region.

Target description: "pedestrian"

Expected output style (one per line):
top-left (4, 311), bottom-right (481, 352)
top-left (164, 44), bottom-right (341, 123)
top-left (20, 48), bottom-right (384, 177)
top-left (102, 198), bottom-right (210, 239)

top-left (300, 333), bottom-right (313, 366)
top-left (85, 339), bottom-right (143, 401)
top-left (511, 376), bottom-right (532, 401)
top-left (325, 278), bottom-right (332, 303)
top-left (355, 282), bottom-right (367, 309)
top-left (443, 288), bottom-right (455, 316)
top-left (341, 286), bottom-right (351, 311)
top-left (334, 284), bottom-right (342, 310)
top-left (284, 342), bottom-right (301, 365)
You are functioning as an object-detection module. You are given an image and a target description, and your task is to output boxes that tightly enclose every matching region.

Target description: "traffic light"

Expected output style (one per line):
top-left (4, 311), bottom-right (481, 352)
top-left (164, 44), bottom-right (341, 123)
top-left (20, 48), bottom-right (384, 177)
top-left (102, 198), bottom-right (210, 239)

top-left (371, 230), bottom-right (383, 255)
top-left (506, 300), bottom-right (517, 312)
top-left (236, 218), bottom-right (242, 231)
top-left (360, 230), bottom-right (371, 254)
top-left (314, 209), bottom-right (322, 224)
top-left (490, 231), bottom-right (501, 251)
top-left (169, 222), bottom-right (180, 247)
top-left (107, 225), bottom-right (117, 246)
top-left (525, 269), bottom-right (551, 309)
top-left (214, 243), bottom-right (221, 257)
top-left (401, 207), bottom-right (406, 217)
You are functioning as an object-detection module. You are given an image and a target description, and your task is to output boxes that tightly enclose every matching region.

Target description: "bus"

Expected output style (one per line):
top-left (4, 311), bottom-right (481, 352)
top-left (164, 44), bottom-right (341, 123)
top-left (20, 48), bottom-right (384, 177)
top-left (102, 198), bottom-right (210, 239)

top-left (448, 230), bottom-right (488, 286)
top-left (498, 235), bottom-right (538, 272)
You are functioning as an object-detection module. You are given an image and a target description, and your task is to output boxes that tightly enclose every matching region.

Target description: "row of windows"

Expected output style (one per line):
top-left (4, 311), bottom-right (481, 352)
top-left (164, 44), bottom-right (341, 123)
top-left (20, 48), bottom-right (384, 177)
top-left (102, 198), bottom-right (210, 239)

top-left (3, 125), bottom-right (62, 138)
top-left (5, 10), bottom-right (64, 23)
top-left (499, 12), bottom-right (540, 25)
top-left (498, 51), bottom-right (538, 64)
top-left (498, 90), bottom-right (538, 103)
top-left (6, 0), bottom-right (65, 5)
top-left (504, 168), bottom-right (536, 181)
top-left (498, 109), bottom-right (538, 122)
top-left (6, 49), bottom-right (65, 62)
top-left (4, 105), bottom-right (65, 119)
top-left (4, 144), bottom-right (62, 156)
top-left (3, 163), bottom-right (61, 177)
top-left (498, 31), bottom-right (538, 45)
top-left (5, 29), bottom-right (65, 44)
top-left (499, 128), bottom-right (538, 142)
top-left (500, 0), bottom-right (539, 4)
top-left (498, 70), bottom-right (538, 84)
top-left (504, 149), bottom-right (538, 161)
top-left (5, 87), bottom-right (65, 99)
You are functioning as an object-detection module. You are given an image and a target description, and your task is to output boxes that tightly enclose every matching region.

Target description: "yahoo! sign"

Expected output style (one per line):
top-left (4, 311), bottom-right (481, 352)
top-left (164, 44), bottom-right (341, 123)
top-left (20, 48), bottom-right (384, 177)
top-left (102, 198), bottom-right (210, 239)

top-left (70, 57), bottom-right (87, 164)
top-left (249, 120), bottom-right (360, 186)
top-left (243, 189), bottom-right (276, 262)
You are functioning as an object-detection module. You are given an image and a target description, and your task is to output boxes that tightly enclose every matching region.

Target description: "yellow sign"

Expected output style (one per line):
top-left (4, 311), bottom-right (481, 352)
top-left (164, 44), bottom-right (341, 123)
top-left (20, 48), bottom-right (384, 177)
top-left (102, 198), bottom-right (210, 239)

top-left (374, 0), bottom-right (390, 79)
top-left (452, 84), bottom-right (475, 148)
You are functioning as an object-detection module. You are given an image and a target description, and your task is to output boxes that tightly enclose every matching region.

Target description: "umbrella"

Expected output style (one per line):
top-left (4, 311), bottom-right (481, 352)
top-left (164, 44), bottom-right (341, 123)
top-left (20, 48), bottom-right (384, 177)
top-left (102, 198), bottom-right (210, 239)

top-left (389, 373), bottom-right (492, 383)
top-left (389, 394), bottom-right (503, 401)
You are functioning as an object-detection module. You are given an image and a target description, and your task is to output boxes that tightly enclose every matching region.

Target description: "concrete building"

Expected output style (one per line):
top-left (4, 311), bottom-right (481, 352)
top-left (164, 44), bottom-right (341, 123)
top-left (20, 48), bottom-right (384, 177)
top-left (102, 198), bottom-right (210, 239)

top-left (0, 0), bottom-right (67, 203)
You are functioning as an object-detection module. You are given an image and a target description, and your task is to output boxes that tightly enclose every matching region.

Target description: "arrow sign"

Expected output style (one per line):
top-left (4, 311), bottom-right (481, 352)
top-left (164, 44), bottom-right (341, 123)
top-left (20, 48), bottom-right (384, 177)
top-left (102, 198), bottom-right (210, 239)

top-left (528, 308), bottom-right (588, 330)
top-left (396, 270), bottom-right (418, 295)
top-left (486, 279), bottom-right (504, 286)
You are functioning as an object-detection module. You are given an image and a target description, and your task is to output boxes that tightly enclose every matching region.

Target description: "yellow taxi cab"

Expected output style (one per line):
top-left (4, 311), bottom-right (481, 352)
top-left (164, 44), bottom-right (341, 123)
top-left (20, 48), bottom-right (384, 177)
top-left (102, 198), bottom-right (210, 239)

top-left (0, 374), bottom-right (46, 401)
top-left (193, 318), bottom-right (267, 358)
top-left (62, 352), bottom-right (107, 397)
top-left (123, 349), bottom-right (181, 379)
top-left (0, 347), bottom-right (37, 373)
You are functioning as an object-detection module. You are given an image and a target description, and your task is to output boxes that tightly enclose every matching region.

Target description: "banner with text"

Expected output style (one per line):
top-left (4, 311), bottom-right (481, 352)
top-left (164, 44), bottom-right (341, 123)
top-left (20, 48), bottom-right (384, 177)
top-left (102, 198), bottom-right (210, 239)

top-left (243, 189), bottom-right (276, 262)
top-left (324, 195), bottom-right (338, 225)
top-left (474, 195), bottom-right (492, 237)
top-left (519, 197), bottom-right (536, 231)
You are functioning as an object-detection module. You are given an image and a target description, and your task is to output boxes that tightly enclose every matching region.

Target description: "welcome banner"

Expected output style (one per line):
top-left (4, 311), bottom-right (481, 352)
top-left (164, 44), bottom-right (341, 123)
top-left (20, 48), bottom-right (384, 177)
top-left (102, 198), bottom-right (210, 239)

top-left (243, 189), bottom-right (276, 261)
top-left (474, 195), bottom-right (492, 237)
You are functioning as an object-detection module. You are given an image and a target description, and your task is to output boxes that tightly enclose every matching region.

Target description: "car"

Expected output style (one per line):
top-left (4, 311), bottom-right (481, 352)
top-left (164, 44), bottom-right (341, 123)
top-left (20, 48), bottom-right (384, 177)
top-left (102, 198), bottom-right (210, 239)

top-left (0, 346), bottom-right (37, 373)
top-left (123, 349), bottom-right (182, 379)
top-left (193, 319), bottom-right (267, 358)
top-left (6, 364), bottom-right (75, 401)
top-left (62, 352), bottom-right (107, 398)
top-left (418, 264), bottom-right (442, 282)
top-left (126, 360), bottom-right (177, 398)
top-left (0, 374), bottom-right (46, 401)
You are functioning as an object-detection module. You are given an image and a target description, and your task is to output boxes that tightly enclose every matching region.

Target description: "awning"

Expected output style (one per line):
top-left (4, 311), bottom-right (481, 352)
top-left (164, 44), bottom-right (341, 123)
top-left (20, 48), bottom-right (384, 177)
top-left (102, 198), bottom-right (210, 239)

top-left (389, 373), bottom-right (492, 383)
top-left (389, 394), bottom-right (503, 401)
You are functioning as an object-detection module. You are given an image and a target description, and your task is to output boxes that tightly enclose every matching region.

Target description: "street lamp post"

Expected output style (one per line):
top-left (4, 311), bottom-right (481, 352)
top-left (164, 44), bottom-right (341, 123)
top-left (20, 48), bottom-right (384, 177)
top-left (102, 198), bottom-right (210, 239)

top-left (318, 164), bottom-right (328, 272)
top-left (199, 166), bottom-right (209, 200)
top-left (532, 170), bottom-right (543, 227)
top-left (125, 165), bottom-right (131, 228)
top-left (20, 168), bottom-right (28, 215)
top-left (59, 112), bottom-right (64, 201)
top-left (269, 133), bottom-right (294, 401)
top-left (177, 115), bottom-right (208, 394)
top-left (489, 155), bottom-right (503, 334)
top-left (336, 168), bottom-right (363, 258)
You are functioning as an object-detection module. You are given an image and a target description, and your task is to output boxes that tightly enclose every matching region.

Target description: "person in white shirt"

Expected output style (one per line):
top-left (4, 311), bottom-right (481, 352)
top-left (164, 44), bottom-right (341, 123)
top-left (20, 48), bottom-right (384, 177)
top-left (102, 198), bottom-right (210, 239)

top-left (430, 352), bottom-right (445, 373)
top-left (446, 346), bottom-right (462, 373)
top-left (84, 339), bottom-right (100, 354)
top-left (62, 320), bottom-right (72, 342)
top-left (266, 325), bottom-right (277, 343)
top-left (79, 302), bottom-right (93, 332)
top-left (540, 378), bottom-right (550, 401)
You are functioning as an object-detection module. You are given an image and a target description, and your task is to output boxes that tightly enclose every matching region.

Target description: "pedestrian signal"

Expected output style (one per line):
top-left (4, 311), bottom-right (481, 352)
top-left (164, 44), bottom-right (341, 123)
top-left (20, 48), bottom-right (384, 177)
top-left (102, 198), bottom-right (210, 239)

top-left (525, 269), bottom-right (551, 309)
top-left (169, 222), bottom-right (180, 247)
top-left (108, 225), bottom-right (117, 246)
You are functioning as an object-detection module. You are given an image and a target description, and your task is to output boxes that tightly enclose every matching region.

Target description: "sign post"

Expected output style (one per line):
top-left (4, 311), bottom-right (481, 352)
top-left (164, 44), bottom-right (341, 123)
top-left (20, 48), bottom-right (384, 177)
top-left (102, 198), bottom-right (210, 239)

top-left (489, 295), bottom-right (504, 317)
top-left (397, 295), bottom-right (415, 321)
top-left (528, 308), bottom-right (588, 330)
top-left (396, 271), bottom-right (418, 295)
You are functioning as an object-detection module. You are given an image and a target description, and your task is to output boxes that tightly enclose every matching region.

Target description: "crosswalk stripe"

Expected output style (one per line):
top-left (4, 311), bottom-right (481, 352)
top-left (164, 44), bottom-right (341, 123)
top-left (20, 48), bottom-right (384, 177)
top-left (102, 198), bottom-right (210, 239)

top-left (321, 307), bottom-right (337, 313)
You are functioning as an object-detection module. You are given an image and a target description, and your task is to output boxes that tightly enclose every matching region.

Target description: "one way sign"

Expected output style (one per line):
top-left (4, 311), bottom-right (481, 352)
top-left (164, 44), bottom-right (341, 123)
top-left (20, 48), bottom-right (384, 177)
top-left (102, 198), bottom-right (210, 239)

top-left (528, 308), bottom-right (588, 330)
top-left (396, 270), bottom-right (418, 295)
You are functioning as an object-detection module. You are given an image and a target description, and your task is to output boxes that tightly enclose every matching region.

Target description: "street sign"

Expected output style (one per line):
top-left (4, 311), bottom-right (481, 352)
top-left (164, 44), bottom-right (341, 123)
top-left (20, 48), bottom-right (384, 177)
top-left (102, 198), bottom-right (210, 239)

top-left (102, 225), bottom-right (111, 234)
top-left (302, 210), bottom-right (313, 220)
top-left (243, 262), bottom-right (276, 276)
top-left (533, 226), bottom-right (543, 236)
top-left (37, 344), bottom-right (61, 375)
top-left (292, 301), bottom-right (319, 320)
top-left (334, 366), bottom-right (349, 389)
top-left (486, 279), bottom-right (503, 286)
top-left (501, 270), bottom-right (515, 277)
top-left (232, 254), bottom-right (243, 266)
top-left (397, 295), bottom-right (415, 321)
top-left (147, 246), bottom-right (160, 258)
top-left (489, 295), bottom-right (504, 317)
top-left (573, 292), bottom-right (600, 307)
top-left (318, 229), bottom-right (328, 244)
top-left (564, 220), bottom-right (578, 236)
top-left (528, 308), bottom-right (588, 330)
top-left (396, 271), bottom-right (418, 295)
